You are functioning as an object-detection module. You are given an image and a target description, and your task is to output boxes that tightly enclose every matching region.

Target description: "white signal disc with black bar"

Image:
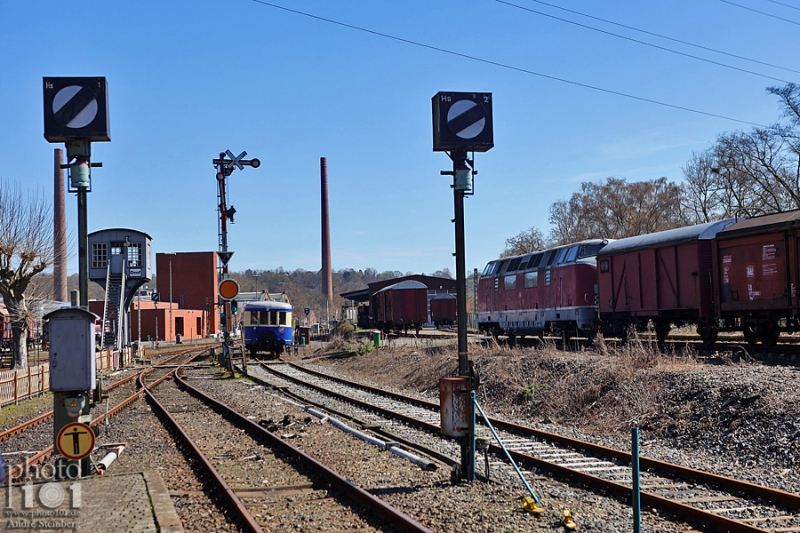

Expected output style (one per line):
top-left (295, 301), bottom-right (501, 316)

top-left (432, 91), bottom-right (493, 152)
top-left (43, 77), bottom-right (110, 142)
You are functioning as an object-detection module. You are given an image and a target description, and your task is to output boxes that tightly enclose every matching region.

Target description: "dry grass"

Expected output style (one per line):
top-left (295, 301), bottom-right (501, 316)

top-left (314, 332), bottom-right (711, 436)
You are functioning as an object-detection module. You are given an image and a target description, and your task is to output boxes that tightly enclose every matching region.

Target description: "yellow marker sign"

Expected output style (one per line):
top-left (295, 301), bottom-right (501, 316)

top-left (56, 422), bottom-right (95, 460)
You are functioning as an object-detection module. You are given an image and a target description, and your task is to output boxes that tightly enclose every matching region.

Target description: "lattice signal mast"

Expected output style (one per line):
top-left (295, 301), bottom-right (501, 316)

top-left (212, 150), bottom-right (260, 275)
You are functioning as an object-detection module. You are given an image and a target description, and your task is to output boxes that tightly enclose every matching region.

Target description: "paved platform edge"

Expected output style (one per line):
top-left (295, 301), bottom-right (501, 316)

top-left (142, 470), bottom-right (184, 533)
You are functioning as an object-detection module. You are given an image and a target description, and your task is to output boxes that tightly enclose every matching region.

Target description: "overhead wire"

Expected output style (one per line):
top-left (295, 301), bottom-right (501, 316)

top-left (250, 0), bottom-right (766, 127)
top-left (719, 0), bottom-right (800, 25)
top-left (520, 0), bottom-right (800, 75)
top-left (763, 0), bottom-right (800, 12)
top-left (496, 0), bottom-right (792, 84)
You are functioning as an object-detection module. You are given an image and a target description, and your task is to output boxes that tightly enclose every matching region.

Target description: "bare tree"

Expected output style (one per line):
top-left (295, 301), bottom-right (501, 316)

top-left (680, 150), bottom-right (736, 224)
top-left (548, 177), bottom-right (683, 244)
top-left (500, 226), bottom-right (546, 257)
top-left (0, 180), bottom-right (54, 368)
top-left (683, 84), bottom-right (800, 220)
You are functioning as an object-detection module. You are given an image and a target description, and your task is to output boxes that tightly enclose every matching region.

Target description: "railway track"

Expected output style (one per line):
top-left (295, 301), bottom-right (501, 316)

top-left (251, 361), bottom-right (800, 533)
top-left (3, 347), bottom-right (210, 483)
top-left (143, 363), bottom-right (434, 533)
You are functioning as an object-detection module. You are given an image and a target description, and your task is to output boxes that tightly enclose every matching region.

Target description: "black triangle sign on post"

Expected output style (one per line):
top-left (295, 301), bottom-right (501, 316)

top-left (217, 251), bottom-right (234, 266)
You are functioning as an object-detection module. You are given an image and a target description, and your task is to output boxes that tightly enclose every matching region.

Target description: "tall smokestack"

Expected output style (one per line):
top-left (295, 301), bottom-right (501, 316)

top-left (320, 157), bottom-right (333, 308)
top-left (53, 148), bottom-right (68, 302)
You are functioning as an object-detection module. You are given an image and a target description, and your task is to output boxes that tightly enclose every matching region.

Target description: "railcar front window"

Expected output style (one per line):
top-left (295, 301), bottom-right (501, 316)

top-left (270, 311), bottom-right (278, 325)
top-left (260, 312), bottom-right (269, 325)
top-left (279, 312), bottom-right (287, 325)
top-left (249, 313), bottom-right (258, 325)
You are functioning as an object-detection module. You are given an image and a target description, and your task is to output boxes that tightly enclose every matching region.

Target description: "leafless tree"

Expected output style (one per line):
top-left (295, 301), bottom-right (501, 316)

top-left (500, 226), bottom-right (547, 258)
top-left (548, 177), bottom-right (683, 244)
top-left (0, 180), bottom-right (54, 368)
top-left (682, 84), bottom-right (800, 220)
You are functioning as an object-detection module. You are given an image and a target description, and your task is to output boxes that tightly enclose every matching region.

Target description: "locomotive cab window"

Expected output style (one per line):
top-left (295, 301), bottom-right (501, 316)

top-left (555, 247), bottom-right (569, 264)
top-left (504, 275), bottom-right (516, 290)
top-left (524, 271), bottom-right (538, 288)
top-left (565, 246), bottom-right (579, 263)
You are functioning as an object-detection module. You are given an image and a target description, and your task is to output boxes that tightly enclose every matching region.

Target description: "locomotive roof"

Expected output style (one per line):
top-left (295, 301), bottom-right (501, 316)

top-left (374, 280), bottom-right (428, 294)
top-left (717, 210), bottom-right (800, 237)
top-left (598, 219), bottom-right (736, 256)
top-left (243, 300), bottom-right (292, 311)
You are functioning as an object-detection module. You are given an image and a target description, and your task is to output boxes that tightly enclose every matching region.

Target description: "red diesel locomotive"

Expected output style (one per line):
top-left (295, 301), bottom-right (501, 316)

top-left (477, 239), bottom-right (610, 340)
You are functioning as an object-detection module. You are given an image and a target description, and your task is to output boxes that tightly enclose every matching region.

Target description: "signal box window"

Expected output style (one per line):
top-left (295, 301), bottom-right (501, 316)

top-left (545, 270), bottom-right (551, 286)
top-left (92, 243), bottom-right (108, 268)
top-left (524, 271), bottom-right (538, 288)
top-left (504, 275), bottom-right (516, 290)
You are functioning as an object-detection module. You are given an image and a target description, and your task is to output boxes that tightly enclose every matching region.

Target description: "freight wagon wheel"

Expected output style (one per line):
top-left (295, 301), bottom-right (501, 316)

top-left (757, 321), bottom-right (780, 347)
top-left (742, 324), bottom-right (758, 345)
top-left (655, 324), bottom-right (671, 343)
top-left (696, 322), bottom-right (718, 346)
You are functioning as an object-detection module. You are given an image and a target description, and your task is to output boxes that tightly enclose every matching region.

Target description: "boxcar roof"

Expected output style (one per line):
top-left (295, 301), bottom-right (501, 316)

top-left (717, 210), bottom-right (800, 237)
top-left (375, 280), bottom-right (427, 294)
top-left (598, 219), bottom-right (736, 256)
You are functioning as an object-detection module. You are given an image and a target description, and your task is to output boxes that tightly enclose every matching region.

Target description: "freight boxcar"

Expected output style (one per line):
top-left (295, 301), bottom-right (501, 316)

top-left (374, 280), bottom-right (428, 334)
top-left (430, 293), bottom-right (457, 328)
top-left (712, 210), bottom-right (800, 346)
top-left (597, 219), bottom-right (735, 343)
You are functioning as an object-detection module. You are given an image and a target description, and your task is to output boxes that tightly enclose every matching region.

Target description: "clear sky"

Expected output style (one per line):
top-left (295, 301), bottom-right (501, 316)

top-left (2, 1), bottom-right (798, 279)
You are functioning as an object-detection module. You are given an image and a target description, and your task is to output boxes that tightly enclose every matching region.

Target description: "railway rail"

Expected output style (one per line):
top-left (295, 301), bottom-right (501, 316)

top-left (3, 346), bottom-right (210, 483)
top-left (252, 361), bottom-right (800, 533)
top-left (143, 364), bottom-right (434, 533)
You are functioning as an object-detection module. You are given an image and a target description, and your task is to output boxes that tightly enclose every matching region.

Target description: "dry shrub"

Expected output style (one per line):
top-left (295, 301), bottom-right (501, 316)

top-left (316, 333), bottom-right (704, 436)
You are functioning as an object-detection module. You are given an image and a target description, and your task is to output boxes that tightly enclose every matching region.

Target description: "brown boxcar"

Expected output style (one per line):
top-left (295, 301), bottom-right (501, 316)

top-left (374, 280), bottom-right (428, 334)
top-left (430, 293), bottom-right (457, 328)
top-left (597, 219), bottom-right (735, 343)
top-left (712, 210), bottom-right (800, 346)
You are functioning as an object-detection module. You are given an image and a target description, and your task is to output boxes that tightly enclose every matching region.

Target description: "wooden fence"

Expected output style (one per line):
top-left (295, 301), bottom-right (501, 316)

top-left (0, 348), bottom-right (132, 407)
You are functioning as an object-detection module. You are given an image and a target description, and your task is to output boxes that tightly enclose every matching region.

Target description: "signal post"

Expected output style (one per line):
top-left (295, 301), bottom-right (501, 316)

top-left (43, 77), bottom-right (111, 477)
top-left (213, 150), bottom-right (260, 373)
top-left (432, 91), bottom-right (493, 482)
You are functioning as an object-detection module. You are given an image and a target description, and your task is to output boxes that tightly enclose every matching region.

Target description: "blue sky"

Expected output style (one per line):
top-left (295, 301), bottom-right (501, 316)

top-left (2, 1), bottom-right (798, 279)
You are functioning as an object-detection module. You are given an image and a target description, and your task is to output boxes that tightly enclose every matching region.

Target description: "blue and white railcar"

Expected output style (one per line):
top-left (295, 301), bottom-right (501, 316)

top-left (243, 301), bottom-right (293, 358)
